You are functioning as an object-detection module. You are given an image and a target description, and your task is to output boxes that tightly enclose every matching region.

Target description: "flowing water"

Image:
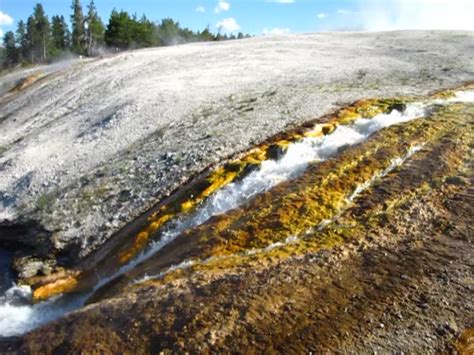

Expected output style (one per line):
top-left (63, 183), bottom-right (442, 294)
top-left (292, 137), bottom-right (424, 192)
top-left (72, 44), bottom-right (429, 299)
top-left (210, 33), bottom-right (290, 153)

top-left (1, 90), bottom-right (473, 337)
top-left (136, 143), bottom-right (425, 284)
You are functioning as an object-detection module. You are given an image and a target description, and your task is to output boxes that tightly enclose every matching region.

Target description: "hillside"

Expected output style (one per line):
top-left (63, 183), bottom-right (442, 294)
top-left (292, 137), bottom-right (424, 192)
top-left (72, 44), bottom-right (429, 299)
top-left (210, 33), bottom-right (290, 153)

top-left (0, 31), bottom-right (473, 353)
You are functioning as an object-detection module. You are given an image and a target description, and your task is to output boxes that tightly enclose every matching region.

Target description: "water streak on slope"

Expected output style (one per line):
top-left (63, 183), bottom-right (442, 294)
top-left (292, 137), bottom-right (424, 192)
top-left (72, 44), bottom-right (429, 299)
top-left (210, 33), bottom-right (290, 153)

top-left (134, 143), bottom-right (425, 284)
top-left (92, 101), bottom-right (427, 290)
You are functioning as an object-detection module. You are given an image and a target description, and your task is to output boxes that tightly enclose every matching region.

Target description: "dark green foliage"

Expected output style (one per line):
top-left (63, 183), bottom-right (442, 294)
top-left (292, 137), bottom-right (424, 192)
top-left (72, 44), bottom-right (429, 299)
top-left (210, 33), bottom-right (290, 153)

top-left (21, 3), bottom-right (52, 63)
top-left (135, 15), bottom-right (157, 47)
top-left (51, 15), bottom-right (70, 52)
top-left (3, 31), bottom-right (20, 67)
top-left (104, 10), bottom-right (157, 49)
top-left (156, 18), bottom-right (181, 45)
top-left (25, 15), bottom-right (36, 62)
top-left (104, 10), bottom-right (132, 49)
top-left (103, 12), bottom-right (252, 50)
top-left (33, 3), bottom-right (50, 62)
top-left (16, 20), bottom-right (28, 62)
top-left (71, 0), bottom-right (86, 54)
top-left (198, 27), bottom-right (216, 42)
top-left (0, 48), bottom-right (5, 70)
top-left (156, 20), bottom-right (225, 45)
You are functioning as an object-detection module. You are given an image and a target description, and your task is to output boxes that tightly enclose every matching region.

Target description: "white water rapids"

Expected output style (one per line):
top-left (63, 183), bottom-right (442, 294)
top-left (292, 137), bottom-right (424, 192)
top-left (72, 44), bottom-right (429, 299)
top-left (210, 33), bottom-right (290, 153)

top-left (1, 90), bottom-right (473, 337)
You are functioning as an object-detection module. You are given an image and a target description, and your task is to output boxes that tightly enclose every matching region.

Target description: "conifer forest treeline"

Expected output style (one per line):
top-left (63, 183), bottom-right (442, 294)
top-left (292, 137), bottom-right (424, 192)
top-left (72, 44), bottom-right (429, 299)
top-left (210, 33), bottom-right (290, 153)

top-left (1, 1), bottom-right (250, 69)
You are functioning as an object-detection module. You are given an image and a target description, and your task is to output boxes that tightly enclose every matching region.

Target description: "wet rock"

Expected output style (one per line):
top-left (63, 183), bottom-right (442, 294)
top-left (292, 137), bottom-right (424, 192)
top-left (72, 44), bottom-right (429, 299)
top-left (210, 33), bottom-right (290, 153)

top-left (118, 190), bottom-right (131, 203)
top-left (436, 321), bottom-right (458, 336)
top-left (0, 219), bottom-right (52, 257)
top-left (13, 259), bottom-right (44, 279)
top-left (267, 144), bottom-right (286, 161)
top-left (445, 176), bottom-right (467, 186)
top-left (388, 102), bottom-right (407, 113)
top-left (235, 163), bottom-right (260, 181)
top-left (12, 256), bottom-right (56, 279)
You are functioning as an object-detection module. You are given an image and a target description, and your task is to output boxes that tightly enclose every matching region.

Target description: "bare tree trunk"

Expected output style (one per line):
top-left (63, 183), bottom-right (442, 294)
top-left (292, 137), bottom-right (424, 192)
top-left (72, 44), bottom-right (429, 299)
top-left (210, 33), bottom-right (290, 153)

top-left (87, 28), bottom-right (93, 56)
top-left (87, 32), bottom-right (91, 56)
top-left (43, 34), bottom-right (47, 62)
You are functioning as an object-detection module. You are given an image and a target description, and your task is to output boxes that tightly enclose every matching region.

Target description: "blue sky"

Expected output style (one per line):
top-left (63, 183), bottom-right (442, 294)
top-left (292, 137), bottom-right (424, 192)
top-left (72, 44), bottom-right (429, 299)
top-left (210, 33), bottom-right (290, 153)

top-left (1, 0), bottom-right (474, 38)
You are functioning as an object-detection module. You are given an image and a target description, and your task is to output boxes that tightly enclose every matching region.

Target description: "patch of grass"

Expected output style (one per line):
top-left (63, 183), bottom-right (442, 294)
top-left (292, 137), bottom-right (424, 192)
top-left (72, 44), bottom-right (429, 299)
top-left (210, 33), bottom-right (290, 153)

top-left (0, 145), bottom-right (9, 157)
top-left (419, 68), bottom-right (436, 81)
top-left (37, 191), bottom-right (58, 212)
top-left (356, 69), bottom-right (368, 80)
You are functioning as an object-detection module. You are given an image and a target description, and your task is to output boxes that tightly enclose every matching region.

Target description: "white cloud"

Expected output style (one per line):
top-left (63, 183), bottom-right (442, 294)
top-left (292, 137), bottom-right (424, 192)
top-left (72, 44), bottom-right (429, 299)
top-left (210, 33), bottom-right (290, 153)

top-left (214, 1), bottom-right (230, 14)
top-left (262, 27), bottom-right (291, 36)
top-left (266, 0), bottom-right (295, 3)
top-left (0, 11), bottom-right (14, 26)
top-left (0, 29), bottom-right (4, 39)
top-left (317, 13), bottom-right (328, 19)
top-left (337, 9), bottom-right (350, 15)
top-left (317, 0), bottom-right (474, 32)
top-left (358, 0), bottom-right (474, 31)
top-left (196, 5), bottom-right (206, 13)
top-left (216, 17), bottom-right (240, 32)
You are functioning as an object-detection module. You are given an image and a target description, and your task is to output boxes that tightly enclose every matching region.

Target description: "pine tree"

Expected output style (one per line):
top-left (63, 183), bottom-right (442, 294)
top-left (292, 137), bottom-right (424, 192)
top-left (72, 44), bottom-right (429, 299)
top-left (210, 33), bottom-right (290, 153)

top-left (133, 15), bottom-right (156, 47)
top-left (199, 27), bottom-right (216, 42)
top-left (26, 15), bottom-right (36, 62)
top-left (0, 48), bottom-right (6, 70)
top-left (104, 10), bottom-right (132, 49)
top-left (157, 18), bottom-right (181, 45)
top-left (3, 31), bottom-right (19, 67)
top-left (71, 0), bottom-right (86, 54)
top-left (16, 20), bottom-right (28, 62)
top-left (85, 0), bottom-right (105, 56)
top-left (51, 15), bottom-right (70, 51)
top-left (33, 4), bottom-right (50, 62)
top-left (105, 10), bottom-right (158, 50)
